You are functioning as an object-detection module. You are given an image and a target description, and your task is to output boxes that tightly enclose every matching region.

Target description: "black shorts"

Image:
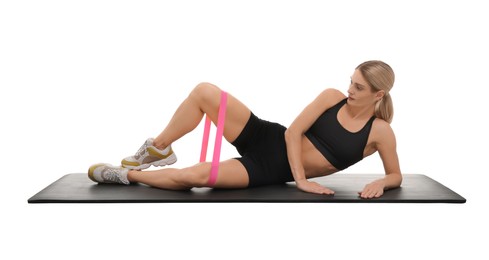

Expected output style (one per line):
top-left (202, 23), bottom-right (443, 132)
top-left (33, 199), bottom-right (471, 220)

top-left (232, 113), bottom-right (294, 187)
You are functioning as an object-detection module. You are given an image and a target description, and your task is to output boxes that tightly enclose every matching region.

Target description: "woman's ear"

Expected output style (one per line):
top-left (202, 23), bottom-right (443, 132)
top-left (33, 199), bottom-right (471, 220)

top-left (376, 90), bottom-right (385, 101)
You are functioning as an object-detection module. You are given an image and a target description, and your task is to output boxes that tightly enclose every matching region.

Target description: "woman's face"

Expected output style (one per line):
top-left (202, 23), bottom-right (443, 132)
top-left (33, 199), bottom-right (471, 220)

top-left (347, 69), bottom-right (382, 107)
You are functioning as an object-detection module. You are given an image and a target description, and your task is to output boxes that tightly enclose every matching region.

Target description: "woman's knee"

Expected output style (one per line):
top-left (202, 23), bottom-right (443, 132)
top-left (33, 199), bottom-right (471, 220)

top-left (174, 165), bottom-right (211, 188)
top-left (190, 82), bottom-right (221, 103)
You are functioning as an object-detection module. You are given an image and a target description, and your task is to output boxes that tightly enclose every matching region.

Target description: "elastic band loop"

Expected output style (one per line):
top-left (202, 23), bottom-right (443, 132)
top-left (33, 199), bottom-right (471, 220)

top-left (199, 115), bottom-right (211, 163)
top-left (199, 91), bottom-right (227, 186)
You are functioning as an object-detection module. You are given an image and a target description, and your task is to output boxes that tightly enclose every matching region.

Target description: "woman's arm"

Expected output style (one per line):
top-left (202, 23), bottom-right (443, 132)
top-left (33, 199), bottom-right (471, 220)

top-left (285, 88), bottom-right (344, 194)
top-left (358, 120), bottom-right (402, 198)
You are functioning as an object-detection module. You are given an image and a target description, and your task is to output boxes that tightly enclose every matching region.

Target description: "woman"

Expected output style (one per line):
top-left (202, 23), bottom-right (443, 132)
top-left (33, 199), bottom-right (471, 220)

top-left (88, 60), bottom-right (402, 199)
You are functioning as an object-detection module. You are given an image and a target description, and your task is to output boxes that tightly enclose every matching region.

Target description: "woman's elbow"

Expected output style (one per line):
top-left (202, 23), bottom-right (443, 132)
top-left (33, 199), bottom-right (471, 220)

top-left (284, 128), bottom-right (301, 142)
top-left (284, 128), bottom-right (292, 138)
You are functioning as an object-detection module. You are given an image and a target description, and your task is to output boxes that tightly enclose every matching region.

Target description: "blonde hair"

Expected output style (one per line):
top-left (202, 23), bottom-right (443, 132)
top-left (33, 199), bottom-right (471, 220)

top-left (356, 60), bottom-right (395, 123)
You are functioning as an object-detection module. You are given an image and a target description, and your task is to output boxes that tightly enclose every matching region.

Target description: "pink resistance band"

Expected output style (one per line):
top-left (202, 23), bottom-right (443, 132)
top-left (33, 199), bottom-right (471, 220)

top-left (199, 91), bottom-right (227, 186)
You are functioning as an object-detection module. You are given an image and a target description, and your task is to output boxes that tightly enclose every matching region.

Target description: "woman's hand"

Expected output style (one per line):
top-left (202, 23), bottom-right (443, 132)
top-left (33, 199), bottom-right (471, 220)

top-left (358, 179), bottom-right (385, 199)
top-left (296, 180), bottom-right (335, 195)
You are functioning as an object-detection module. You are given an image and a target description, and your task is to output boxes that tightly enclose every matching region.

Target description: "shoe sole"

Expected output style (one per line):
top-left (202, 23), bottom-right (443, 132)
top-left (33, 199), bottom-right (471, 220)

top-left (122, 153), bottom-right (177, 170)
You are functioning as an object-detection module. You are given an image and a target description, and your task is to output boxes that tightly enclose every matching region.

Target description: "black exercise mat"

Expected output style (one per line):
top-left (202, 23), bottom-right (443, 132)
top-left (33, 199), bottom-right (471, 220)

top-left (28, 173), bottom-right (466, 203)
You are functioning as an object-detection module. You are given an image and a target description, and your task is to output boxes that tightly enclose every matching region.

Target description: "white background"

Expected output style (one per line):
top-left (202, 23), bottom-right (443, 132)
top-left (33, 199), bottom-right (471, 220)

top-left (1, 0), bottom-right (488, 259)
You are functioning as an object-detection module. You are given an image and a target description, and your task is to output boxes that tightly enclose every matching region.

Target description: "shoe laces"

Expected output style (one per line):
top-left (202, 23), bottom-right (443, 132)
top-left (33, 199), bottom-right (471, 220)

top-left (102, 167), bottom-right (126, 184)
top-left (134, 140), bottom-right (149, 160)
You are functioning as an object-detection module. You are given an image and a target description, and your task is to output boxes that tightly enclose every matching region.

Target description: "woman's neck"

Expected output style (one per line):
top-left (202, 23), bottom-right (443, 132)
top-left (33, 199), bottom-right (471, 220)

top-left (345, 103), bottom-right (375, 120)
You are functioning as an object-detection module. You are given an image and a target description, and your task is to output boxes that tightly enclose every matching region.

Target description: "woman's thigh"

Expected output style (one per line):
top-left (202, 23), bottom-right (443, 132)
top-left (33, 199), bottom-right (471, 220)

top-left (180, 158), bottom-right (250, 189)
top-left (212, 159), bottom-right (250, 189)
top-left (193, 82), bottom-right (251, 143)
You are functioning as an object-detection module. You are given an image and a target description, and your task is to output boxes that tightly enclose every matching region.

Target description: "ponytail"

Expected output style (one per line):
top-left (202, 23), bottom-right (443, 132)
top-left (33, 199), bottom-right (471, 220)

top-left (375, 93), bottom-right (394, 123)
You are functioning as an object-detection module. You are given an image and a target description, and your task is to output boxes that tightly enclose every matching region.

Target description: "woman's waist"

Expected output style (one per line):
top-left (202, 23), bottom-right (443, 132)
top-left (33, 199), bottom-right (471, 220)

top-left (301, 136), bottom-right (337, 176)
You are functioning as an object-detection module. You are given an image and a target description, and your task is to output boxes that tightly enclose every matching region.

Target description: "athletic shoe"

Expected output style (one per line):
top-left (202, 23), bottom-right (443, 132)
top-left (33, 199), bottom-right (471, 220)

top-left (88, 163), bottom-right (130, 185)
top-left (121, 138), bottom-right (177, 170)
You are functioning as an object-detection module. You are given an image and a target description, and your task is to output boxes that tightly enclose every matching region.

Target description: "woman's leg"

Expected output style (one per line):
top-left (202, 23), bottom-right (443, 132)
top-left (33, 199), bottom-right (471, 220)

top-left (152, 82), bottom-right (251, 149)
top-left (120, 82), bottom-right (251, 170)
top-left (90, 82), bottom-right (253, 186)
top-left (128, 159), bottom-right (249, 189)
top-left (127, 83), bottom-right (252, 188)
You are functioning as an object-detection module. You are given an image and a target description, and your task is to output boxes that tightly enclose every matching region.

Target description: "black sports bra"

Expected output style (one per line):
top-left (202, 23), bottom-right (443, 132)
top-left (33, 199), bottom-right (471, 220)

top-left (305, 98), bottom-right (375, 170)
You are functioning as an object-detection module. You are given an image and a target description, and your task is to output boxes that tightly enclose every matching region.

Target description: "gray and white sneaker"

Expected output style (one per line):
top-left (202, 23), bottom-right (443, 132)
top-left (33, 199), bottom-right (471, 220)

top-left (88, 163), bottom-right (130, 185)
top-left (121, 138), bottom-right (177, 170)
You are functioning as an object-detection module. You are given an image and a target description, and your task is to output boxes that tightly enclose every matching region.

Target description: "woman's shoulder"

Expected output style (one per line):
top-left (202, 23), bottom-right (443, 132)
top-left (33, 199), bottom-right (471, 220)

top-left (318, 88), bottom-right (347, 104)
top-left (371, 118), bottom-right (396, 141)
top-left (305, 88), bottom-right (347, 117)
top-left (372, 118), bottom-right (392, 130)
top-left (321, 88), bottom-right (346, 97)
